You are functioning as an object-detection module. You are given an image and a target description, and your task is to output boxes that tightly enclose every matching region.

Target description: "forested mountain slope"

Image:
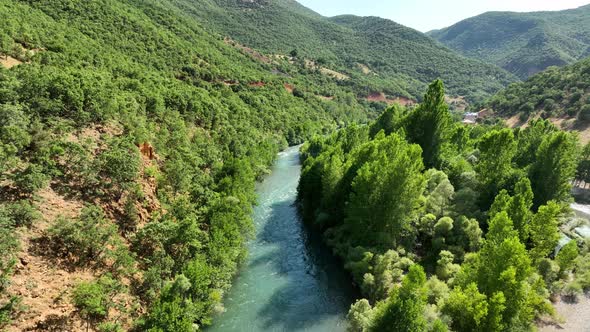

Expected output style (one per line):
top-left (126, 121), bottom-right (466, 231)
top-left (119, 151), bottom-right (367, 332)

top-left (298, 80), bottom-right (590, 331)
top-left (429, 5), bottom-right (590, 79)
top-left (0, 0), bottom-right (369, 330)
top-left (170, 0), bottom-right (518, 103)
top-left (484, 57), bottom-right (590, 134)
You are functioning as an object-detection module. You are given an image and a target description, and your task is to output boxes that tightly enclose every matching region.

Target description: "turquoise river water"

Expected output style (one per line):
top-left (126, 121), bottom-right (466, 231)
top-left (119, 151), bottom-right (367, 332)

top-left (208, 146), bottom-right (357, 332)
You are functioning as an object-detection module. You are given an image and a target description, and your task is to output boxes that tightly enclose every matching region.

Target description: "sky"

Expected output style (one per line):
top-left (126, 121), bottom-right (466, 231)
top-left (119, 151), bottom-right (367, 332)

top-left (296, 0), bottom-right (590, 32)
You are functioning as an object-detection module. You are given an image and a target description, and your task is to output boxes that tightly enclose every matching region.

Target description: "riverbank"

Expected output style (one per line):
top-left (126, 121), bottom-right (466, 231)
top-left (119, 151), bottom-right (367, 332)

top-left (209, 146), bottom-right (356, 332)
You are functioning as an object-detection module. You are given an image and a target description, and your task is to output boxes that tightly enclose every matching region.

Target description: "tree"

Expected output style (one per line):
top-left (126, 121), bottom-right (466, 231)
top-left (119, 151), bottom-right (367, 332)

top-left (442, 283), bottom-right (490, 332)
top-left (436, 250), bottom-right (460, 281)
top-left (529, 131), bottom-right (578, 208)
top-left (347, 299), bottom-right (374, 332)
top-left (424, 170), bottom-right (454, 217)
top-left (345, 134), bottom-right (425, 247)
top-left (370, 265), bottom-right (427, 332)
top-left (12, 164), bottom-right (49, 195)
top-left (455, 212), bottom-right (542, 329)
top-left (576, 142), bottom-right (590, 184)
top-left (514, 119), bottom-right (556, 168)
top-left (489, 178), bottom-right (534, 241)
top-left (529, 201), bottom-right (561, 263)
top-left (0, 34), bottom-right (11, 58)
top-left (99, 137), bottom-right (140, 196)
top-left (404, 80), bottom-right (452, 168)
top-left (369, 104), bottom-right (406, 138)
top-left (507, 177), bottom-right (534, 241)
top-left (577, 104), bottom-right (590, 122)
top-left (476, 129), bottom-right (517, 209)
top-left (48, 205), bottom-right (118, 265)
top-left (556, 240), bottom-right (578, 273)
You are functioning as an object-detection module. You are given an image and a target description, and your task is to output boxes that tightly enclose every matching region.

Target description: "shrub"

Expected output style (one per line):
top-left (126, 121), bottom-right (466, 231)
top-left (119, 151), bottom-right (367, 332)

top-left (97, 322), bottom-right (124, 332)
top-left (578, 104), bottom-right (590, 122)
top-left (98, 138), bottom-right (140, 195)
top-left (556, 240), bottom-right (578, 274)
top-left (537, 258), bottom-right (560, 284)
top-left (12, 164), bottom-right (49, 195)
top-left (72, 275), bottom-right (122, 328)
top-left (48, 205), bottom-right (118, 265)
top-left (0, 218), bottom-right (18, 292)
top-left (72, 281), bottom-right (109, 320)
top-left (562, 281), bottom-right (583, 301)
top-left (6, 200), bottom-right (40, 228)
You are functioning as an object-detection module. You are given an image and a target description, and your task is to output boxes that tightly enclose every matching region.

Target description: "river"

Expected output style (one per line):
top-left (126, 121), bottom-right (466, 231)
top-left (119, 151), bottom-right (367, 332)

top-left (208, 146), bottom-right (357, 332)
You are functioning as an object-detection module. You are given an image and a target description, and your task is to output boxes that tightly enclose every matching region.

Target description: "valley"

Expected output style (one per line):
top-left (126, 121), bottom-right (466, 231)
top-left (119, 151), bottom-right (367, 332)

top-left (0, 0), bottom-right (589, 331)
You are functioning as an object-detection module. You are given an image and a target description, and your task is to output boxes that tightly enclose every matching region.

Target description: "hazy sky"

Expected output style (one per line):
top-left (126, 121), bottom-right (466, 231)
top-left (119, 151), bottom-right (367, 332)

top-left (296, 0), bottom-right (590, 32)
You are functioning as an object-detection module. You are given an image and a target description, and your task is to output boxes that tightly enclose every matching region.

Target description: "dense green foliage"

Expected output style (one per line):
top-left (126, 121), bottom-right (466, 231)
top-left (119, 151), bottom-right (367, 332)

top-left (484, 57), bottom-right (590, 121)
top-left (429, 5), bottom-right (590, 79)
top-left (298, 80), bottom-right (588, 331)
top-left (172, 0), bottom-right (517, 103)
top-left (0, 0), bottom-right (369, 329)
top-left (0, 0), bottom-right (583, 330)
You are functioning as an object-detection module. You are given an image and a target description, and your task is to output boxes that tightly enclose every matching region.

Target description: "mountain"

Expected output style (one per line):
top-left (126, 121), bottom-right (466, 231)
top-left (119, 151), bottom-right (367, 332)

top-left (485, 56), bottom-right (590, 125)
top-left (0, 0), bottom-right (371, 330)
top-left (429, 5), bottom-right (590, 79)
top-left (170, 0), bottom-right (517, 103)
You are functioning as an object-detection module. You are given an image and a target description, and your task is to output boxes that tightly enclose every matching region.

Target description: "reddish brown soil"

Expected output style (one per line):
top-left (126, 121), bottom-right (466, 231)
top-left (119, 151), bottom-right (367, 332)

top-left (248, 81), bottom-right (266, 88)
top-left (224, 37), bottom-right (271, 64)
top-left (7, 187), bottom-right (89, 332)
top-left (6, 125), bottom-right (156, 331)
top-left (284, 83), bottom-right (294, 93)
top-left (366, 92), bottom-right (414, 106)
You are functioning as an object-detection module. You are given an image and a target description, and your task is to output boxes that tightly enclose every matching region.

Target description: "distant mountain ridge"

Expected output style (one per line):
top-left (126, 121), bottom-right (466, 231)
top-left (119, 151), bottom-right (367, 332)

top-left (429, 4), bottom-right (590, 79)
top-left (170, 0), bottom-right (517, 102)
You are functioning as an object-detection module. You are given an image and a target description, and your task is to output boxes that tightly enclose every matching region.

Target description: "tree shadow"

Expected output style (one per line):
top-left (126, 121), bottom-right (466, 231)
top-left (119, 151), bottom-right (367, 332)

top-left (252, 197), bottom-right (359, 331)
top-left (27, 313), bottom-right (75, 331)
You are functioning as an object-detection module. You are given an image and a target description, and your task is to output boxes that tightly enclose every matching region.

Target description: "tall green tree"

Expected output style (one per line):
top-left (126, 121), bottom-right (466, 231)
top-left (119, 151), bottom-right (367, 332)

top-left (529, 201), bottom-right (561, 263)
top-left (488, 177), bottom-right (534, 241)
top-left (404, 80), bottom-right (452, 168)
top-left (476, 129), bottom-right (517, 209)
top-left (456, 212), bottom-right (542, 329)
top-left (345, 134), bottom-right (425, 247)
top-left (514, 119), bottom-right (557, 168)
top-left (370, 265), bottom-right (427, 332)
top-left (576, 142), bottom-right (590, 184)
top-left (529, 131), bottom-right (578, 208)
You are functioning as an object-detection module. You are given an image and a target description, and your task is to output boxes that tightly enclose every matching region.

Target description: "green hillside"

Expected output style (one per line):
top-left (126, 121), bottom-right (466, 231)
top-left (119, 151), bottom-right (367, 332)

top-left (0, 0), bottom-right (369, 330)
top-left (429, 5), bottom-right (590, 79)
top-left (485, 57), bottom-right (590, 122)
top-left (169, 0), bottom-right (517, 103)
